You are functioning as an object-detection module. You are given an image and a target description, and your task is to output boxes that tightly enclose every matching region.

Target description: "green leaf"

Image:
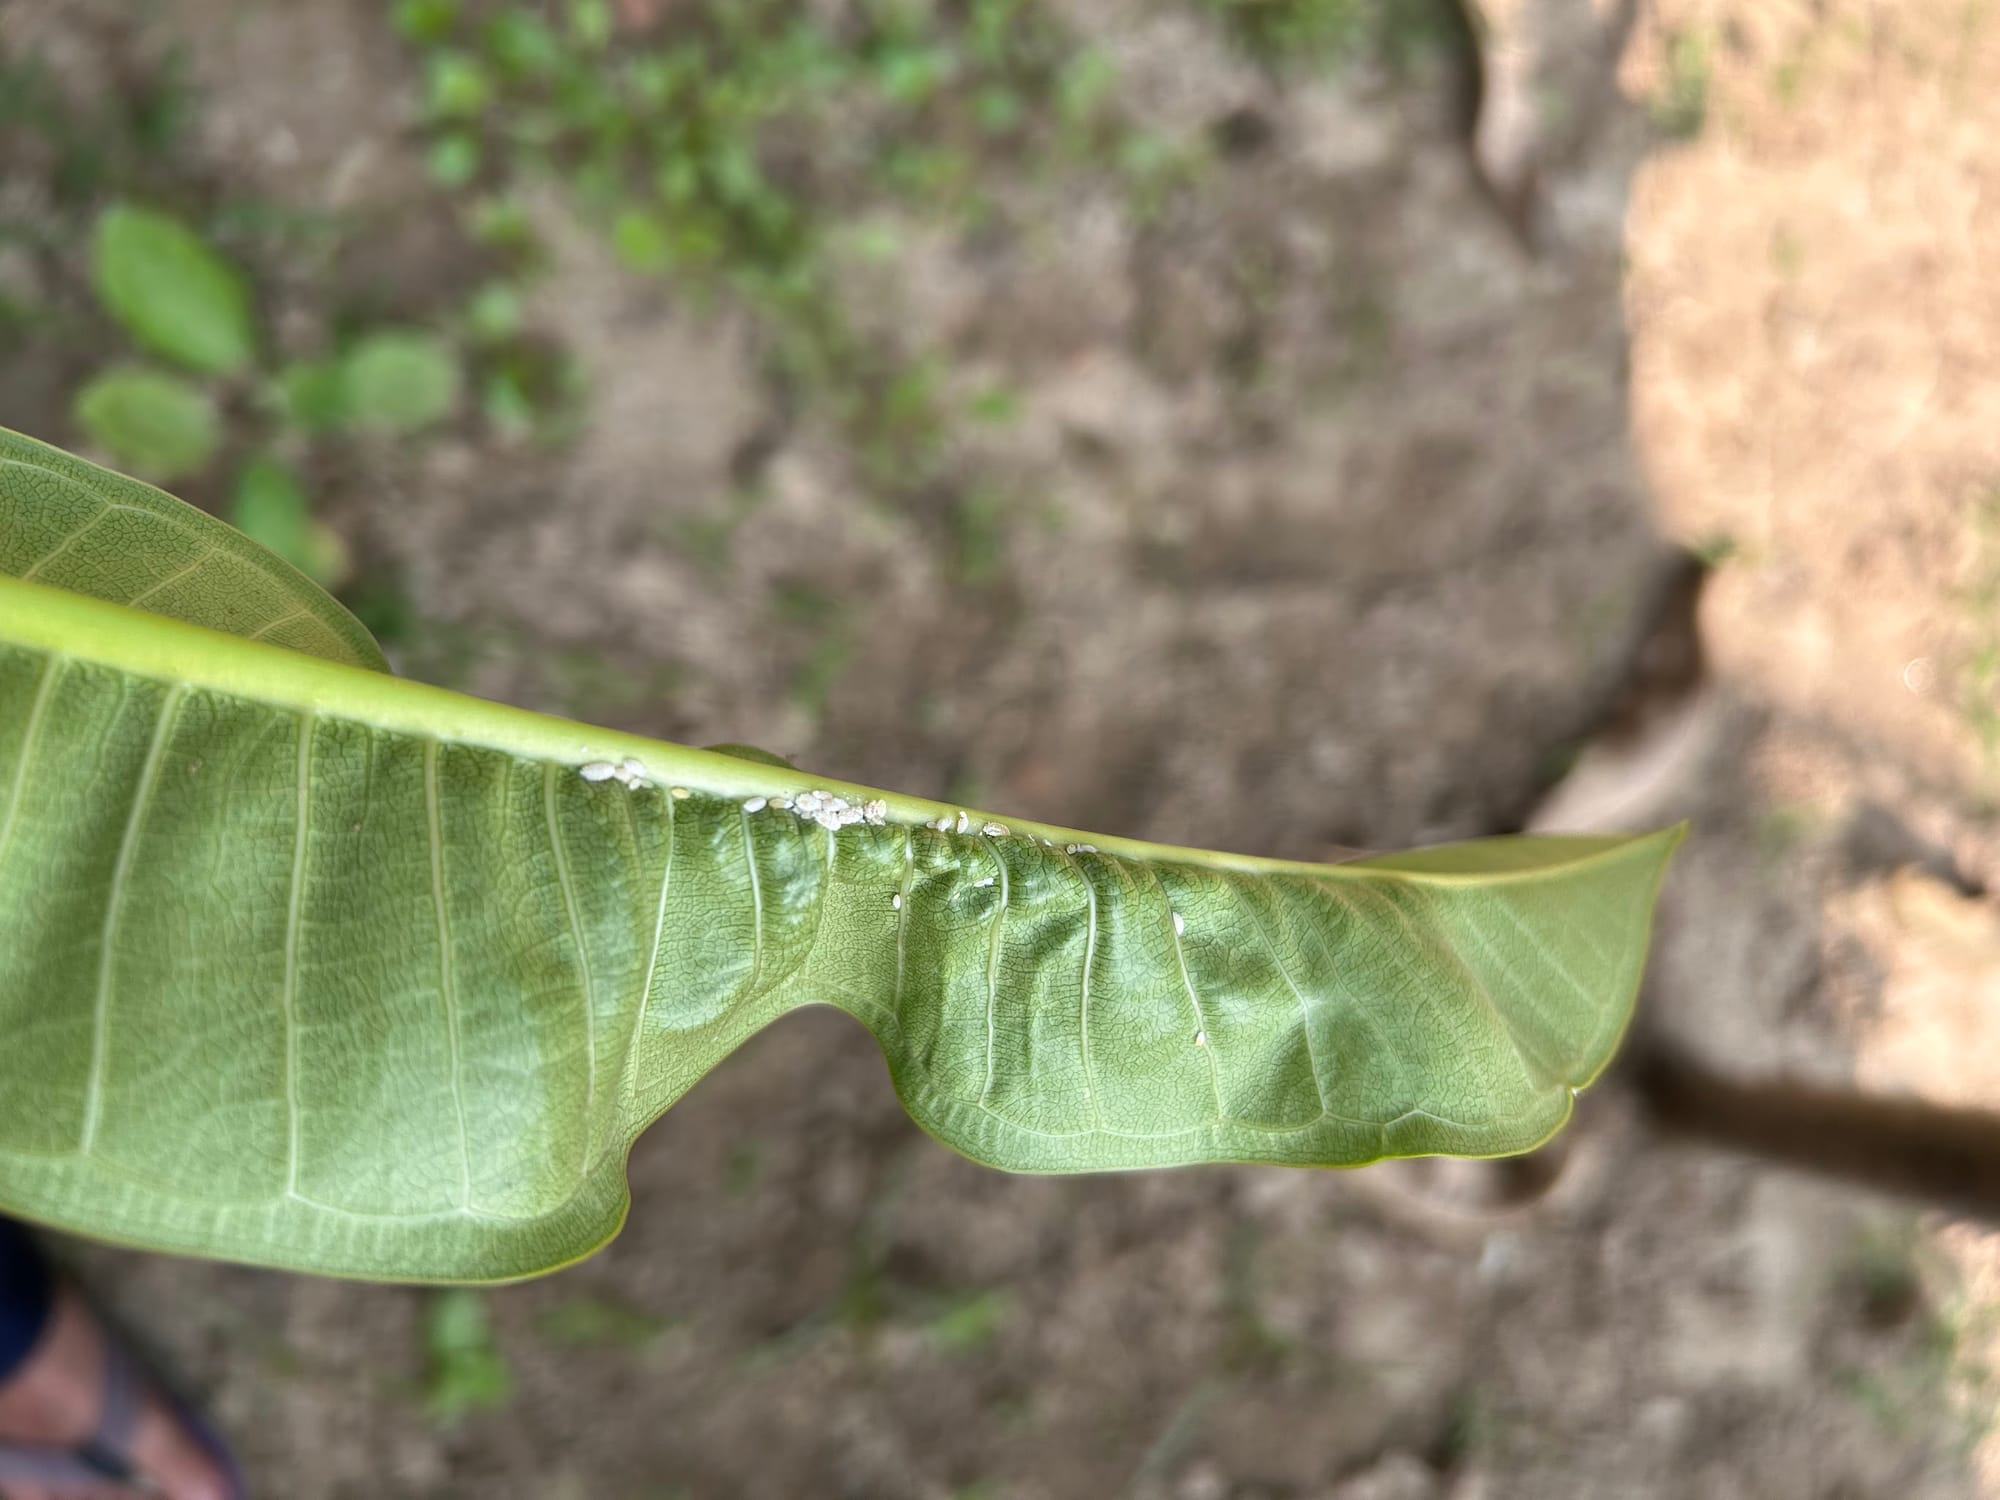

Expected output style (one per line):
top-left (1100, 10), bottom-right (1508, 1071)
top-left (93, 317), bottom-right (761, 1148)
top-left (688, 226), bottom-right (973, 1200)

top-left (425, 51), bottom-right (494, 120)
top-left (273, 359), bottom-right (350, 434)
top-left (424, 1289), bottom-right (511, 1421)
top-left (230, 456), bottom-right (347, 588)
top-left (0, 438), bottom-right (1681, 1282)
top-left (611, 208), bottom-right (672, 273)
top-left (393, 0), bottom-right (460, 45)
top-left (339, 332), bottom-right (461, 434)
top-left (71, 366), bottom-right (220, 483)
top-left (464, 282), bottom-right (522, 345)
top-left (426, 132), bottom-right (482, 187)
top-left (91, 206), bottom-right (256, 376)
top-left (0, 428), bottom-right (384, 670)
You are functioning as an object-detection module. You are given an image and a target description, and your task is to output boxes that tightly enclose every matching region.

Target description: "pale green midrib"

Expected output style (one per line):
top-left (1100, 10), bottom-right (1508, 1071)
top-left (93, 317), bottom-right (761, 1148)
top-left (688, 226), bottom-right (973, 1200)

top-left (0, 575), bottom-right (1664, 888)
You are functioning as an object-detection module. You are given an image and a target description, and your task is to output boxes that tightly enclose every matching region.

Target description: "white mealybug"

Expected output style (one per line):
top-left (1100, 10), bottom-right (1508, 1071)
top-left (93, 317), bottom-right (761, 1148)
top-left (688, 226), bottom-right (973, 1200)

top-left (1075, 844), bottom-right (1097, 855)
top-left (772, 796), bottom-right (793, 811)
top-left (891, 892), bottom-right (903, 910)
top-left (982, 823), bottom-right (1008, 838)
top-left (814, 809), bottom-right (843, 831)
top-left (864, 799), bottom-right (888, 825)
top-left (620, 758), bottom-right (646, 780)
top-left (1173, 912), bottom-right (1185, 936)
top-left (743, 796), bottom-right (768, 813)
top-left (955, 810), bottom-right (971, 834)
top-left (973, 875), bottom-right (994, 888)
top-left (670, 787), bottom-right (691, 799)
top-left (1194, 1029), bottom-right (1208, 1046)
top-left (579, 761), bottom-right (619, 782)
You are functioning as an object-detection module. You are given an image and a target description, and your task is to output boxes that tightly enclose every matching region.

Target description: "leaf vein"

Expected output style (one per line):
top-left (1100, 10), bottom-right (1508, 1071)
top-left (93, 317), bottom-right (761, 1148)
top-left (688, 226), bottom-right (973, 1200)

top-left (544, 764), bottom-right (598, 1178)
top-left (424, 739), bottom-right (474, 1211)
top-left (80, 682), bottom-right (185, 1157)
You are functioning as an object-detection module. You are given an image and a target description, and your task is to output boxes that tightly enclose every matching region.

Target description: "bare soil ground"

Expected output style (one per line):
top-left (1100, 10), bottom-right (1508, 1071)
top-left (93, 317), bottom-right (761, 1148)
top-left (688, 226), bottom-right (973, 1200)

top-left (6, 0), bottom-right (2000, 1495)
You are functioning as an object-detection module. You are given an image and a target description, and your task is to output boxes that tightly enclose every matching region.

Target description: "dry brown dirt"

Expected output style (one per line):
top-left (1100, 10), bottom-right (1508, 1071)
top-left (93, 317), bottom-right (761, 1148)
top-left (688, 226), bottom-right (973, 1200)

top-left (7, 0), bottom-right (2000, 1495)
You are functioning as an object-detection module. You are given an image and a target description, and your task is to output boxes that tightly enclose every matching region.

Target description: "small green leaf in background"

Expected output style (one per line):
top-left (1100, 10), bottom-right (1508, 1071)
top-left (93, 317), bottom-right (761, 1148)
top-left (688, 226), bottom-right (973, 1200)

top-left (339, 331), bottom-right (461, 434)
top-left (231, 455), bottom-right (349, 587)
top-left (91, 205), bottom-right (255, 376)
top-left (465, 281), bottom-right (522, 344)
top-left (427, 132), bottom-right (482, 188)
top-left (274, 359), bottom-right (349, 433)
top-left (612, 208), bottom-right (672, 273)
top-left (568, 0), bottom-right (612, 49)
top-left (392, 0), bottom-right (459, 44)
top-left (924, 1290), bottom-right (1012, 1356)
top-left (481, 370), bottom-right (535, 438)
top-left (424, 1289), bottom-right (512, 1424)
top-left (484, 12), bottom-right (563, 78)
top-left (72, 365), bottom-right (220, 481)
top-left (536, 1295), bottom-right (671, 1351)
top-left (425, 51), bottom-right (494, 119)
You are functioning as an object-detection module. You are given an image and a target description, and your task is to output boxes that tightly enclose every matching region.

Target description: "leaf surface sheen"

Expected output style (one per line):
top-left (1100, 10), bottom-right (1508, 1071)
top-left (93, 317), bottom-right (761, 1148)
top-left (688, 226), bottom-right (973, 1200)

top-left (0, 433), bottom-right (1681, 1281)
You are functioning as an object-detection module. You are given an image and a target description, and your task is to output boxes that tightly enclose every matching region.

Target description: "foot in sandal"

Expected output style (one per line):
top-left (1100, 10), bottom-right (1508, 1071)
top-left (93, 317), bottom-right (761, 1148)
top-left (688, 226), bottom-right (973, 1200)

top-left (0, 1280), bottom-right (241, 1499)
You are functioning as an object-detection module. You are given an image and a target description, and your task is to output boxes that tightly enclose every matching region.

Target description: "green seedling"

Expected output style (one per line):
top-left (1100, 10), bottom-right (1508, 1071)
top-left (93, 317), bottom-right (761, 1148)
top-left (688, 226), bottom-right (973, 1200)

top-left (67, 202), bottom-right (470, 584)
top-left (425, 1289), bottom-right (513, 1422)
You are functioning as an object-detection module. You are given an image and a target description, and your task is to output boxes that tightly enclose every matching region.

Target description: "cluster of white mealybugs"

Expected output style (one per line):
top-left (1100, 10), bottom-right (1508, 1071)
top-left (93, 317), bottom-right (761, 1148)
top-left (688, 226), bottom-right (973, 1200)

top-left (579, 757), bottom-right (654, 791)
top-left (744, 788), bottom-right (889, 832)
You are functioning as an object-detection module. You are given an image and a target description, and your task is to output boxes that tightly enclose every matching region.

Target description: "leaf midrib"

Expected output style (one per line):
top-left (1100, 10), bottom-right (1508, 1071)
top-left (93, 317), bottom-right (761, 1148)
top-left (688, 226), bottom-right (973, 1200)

top-left (0, 575), bottom-right (1659, 888)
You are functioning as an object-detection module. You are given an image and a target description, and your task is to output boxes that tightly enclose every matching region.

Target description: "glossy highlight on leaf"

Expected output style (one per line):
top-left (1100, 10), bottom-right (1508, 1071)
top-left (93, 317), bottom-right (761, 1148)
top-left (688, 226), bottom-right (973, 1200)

top-left (0, 433), bottom-right (1682, 1282)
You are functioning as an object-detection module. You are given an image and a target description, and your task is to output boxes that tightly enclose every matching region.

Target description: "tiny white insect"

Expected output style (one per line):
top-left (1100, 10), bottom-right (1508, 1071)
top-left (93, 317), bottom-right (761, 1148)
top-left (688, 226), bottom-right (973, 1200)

top-left (814, 809), bottom-right (843, 831)
top-left (1194, 1029), bottom-right (1208, 1046)
top-left (670, 787), bottom-right (691, 799)
top-left (620, 757), bottom-right (647, 780)
top-left (982, 823), bottom-right (1008, 838)
top-left (771, 796), bottom-right (793, 810)
top-left (632, 779), bottom-right (654, 792)
top-left (863, 799), bottom-right (888, 825)
top-left (932, 815), bottom-right (954, 833)
top-left (973, 875), bottom-right (994, 888)
top-left (743, 796), bottom-right (768, 813)
top-left (955, 810), bottom-right (971, 834)
top-left (579, 761), bottom-right (619, 782)
top-left (1075, 844), bottom-right (1097, 855)
top-left (891, 892), bottom-right (903, 910)
top-left (1173, 911), bottom-right (1185, 936)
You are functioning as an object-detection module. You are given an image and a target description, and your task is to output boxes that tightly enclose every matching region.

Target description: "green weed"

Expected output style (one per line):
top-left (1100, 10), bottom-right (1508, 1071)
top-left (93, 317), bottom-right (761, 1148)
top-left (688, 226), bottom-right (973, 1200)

top-left (923, 1288), bottom-right (1013, 1356)
top-left (424, 1288), bottom-right (514, 1423)
top-left (395, 0), bottom-right (1196, 583)
top-left (537, 1294), bottom-right (674, 1351)
top-left (1652, 27), bottom-right (1712, 141)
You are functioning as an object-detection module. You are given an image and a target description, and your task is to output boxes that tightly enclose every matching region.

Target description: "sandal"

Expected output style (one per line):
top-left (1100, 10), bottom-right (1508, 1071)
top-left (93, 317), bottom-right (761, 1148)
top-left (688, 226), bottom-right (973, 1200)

top-left (0, 1294), bottom-right (244, 1497)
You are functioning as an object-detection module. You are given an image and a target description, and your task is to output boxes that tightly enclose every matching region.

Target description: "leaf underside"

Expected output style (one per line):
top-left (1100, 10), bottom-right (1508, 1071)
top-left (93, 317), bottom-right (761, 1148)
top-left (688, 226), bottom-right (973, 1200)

top-left (0, 430), bottom-right (1682, 1281)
